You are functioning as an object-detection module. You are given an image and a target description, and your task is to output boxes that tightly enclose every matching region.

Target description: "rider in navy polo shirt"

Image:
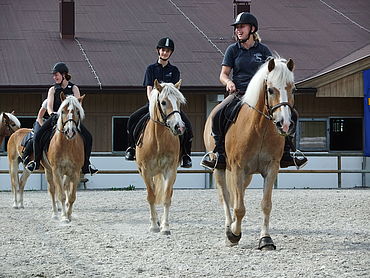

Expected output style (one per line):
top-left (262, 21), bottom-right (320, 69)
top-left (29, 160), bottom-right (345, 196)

top-left (125, 38), bottom-right (193, 168)
top-left (201, 12), bottom-right (307, 170)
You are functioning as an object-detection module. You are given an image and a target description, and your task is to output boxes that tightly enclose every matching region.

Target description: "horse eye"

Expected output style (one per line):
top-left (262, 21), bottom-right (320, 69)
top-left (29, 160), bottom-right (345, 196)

top-left (161, 101), bottom-right (166, 106)
top-left (268, 88), bottom-right (274, 94)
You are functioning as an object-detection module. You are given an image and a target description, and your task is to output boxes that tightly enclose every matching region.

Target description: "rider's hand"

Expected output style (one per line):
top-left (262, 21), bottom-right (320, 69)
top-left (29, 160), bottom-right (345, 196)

top-left (226, 80), bottom-right (236, 93)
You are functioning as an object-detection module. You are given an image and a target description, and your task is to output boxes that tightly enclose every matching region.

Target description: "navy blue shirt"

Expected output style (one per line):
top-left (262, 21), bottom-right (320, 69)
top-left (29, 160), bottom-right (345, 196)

top-left (222, 41), bottom-right (272, 93)
top-left (143, 62), bottom-right (180, 86)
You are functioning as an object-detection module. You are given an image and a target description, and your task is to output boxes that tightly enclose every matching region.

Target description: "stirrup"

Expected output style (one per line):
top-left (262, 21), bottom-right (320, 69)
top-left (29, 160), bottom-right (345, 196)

top-left (200, 151), bottom-right (217, 171)
top-left (292, 149), bottom-right (307, 169)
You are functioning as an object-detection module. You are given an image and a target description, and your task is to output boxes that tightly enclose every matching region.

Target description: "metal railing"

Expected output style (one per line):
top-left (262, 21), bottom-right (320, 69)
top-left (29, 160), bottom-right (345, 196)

top-left (1, 152), bottom-right (368, 189)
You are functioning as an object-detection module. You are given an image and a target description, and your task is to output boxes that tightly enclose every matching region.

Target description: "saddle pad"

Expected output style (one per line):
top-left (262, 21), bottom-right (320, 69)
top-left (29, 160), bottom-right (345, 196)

top-left (133, 113), bottom-right (150, 146)
top-left (221, 97), bottom-right (243, 135)
top-left (21, 131), bottom-right (34, 147)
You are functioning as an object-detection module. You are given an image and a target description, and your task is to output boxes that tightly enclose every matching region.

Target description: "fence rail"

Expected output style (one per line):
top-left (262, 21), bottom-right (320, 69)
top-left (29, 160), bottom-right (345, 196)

top-left (1, 152), bottom-right (369, 188)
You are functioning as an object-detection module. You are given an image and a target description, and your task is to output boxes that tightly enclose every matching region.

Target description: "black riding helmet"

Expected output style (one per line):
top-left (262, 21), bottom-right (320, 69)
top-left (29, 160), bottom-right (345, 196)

top-left (231, 12), bottom-right (258, 33)
top-left (157, 37), bottom-right (175, 51)
top-left (52, 62), bottom-right (69, 74)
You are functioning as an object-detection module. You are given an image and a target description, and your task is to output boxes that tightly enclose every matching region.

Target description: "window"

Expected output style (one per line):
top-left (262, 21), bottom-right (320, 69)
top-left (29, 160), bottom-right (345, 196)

top-left (297, 119), bottom-right (328, 151)
top-left (112, 117), bottom-right (129, 152)
top-left (0, 116), bottom-right (36, 152)
top-left (329, 118), bottom-right (362, 151)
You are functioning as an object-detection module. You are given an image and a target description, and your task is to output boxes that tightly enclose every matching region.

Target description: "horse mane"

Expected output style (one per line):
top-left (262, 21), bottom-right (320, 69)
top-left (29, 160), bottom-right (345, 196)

top-left (57, 95), bottom-right (85, 120)
top-left (242, 56), bottom-right (295, 107)
top-left (149, 82), bottom-right (186, 118)
top-left (0, 112), bottom-right (21, 128)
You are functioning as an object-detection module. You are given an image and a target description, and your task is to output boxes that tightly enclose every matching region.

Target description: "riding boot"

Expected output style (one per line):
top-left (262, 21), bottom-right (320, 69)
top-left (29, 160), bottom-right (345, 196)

top-left (201, 135), bottom-right (226, 170)
top-left (125, 146), bottom-right (136, 161)
top-left (180, 137), bottom-right (192, 168)
top-left (280, 136), bottom-right (307, 168)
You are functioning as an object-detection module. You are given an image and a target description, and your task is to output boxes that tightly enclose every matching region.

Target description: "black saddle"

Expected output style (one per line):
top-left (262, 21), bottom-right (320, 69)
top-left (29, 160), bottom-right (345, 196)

top-left (21, 131), bottom-right (34, 147)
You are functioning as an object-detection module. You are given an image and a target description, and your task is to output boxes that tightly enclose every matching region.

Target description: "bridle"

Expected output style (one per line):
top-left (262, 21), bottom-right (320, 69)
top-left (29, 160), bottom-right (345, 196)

top-left (243, 80), bottom-right (294, 124)
top-left (57, 111), bottom-right (81, 137)
top-left (151, 98), bottom-right (181, 129)
top-left (1, 120), bottom-right (17, 136)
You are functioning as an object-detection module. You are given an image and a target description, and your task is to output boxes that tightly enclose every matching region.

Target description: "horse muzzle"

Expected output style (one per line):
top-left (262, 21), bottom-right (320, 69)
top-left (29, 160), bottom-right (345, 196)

top-left (275, 120), bottom-right (295, 136)
top-left (172, 123), bottom-right (185, 136)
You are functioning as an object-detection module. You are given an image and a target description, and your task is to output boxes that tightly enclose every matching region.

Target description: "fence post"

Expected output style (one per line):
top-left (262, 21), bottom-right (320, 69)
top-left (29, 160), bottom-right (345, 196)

top-left (337, 154), bottom-right (342, 188)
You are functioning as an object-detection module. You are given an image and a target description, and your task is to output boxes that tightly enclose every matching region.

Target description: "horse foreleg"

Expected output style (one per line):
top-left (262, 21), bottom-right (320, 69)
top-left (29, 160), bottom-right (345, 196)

top-left (259, 169), bottom-right (278, 250)
top-left (53, 172), bottom-right (67, 220)
top-left (45, 169), bottom-right (58, 219)
top-left (142, 171), bottom-right (160, 233)
top-left (160, 171), bottom-right (175, 235)
top-left (228, 171), bottom-right (250, 246)
top-left (65, 173), bottom-right (78, 222)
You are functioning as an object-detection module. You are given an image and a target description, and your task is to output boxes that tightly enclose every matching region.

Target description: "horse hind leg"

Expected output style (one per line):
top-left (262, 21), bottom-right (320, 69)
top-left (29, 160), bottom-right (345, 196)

top-left (17, 169), bottom-right (31, 209)
top-left (9, 159), bottom-right (20, 208)
top-left (214, 170), bottom-right (233, 235)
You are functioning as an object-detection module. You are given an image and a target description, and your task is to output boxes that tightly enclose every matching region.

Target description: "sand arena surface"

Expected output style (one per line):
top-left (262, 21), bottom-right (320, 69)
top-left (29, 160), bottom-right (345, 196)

top-left (0, 189), bottom-right (369, 277)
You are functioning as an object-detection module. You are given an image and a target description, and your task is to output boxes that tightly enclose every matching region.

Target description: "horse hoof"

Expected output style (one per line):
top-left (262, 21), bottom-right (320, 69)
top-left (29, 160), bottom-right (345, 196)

top-left (12, 205), bottom-right (19, 209)
top-left (226, 230), bottom-right (241, 244)
top-left (258, 236), bottom-right (276, 251)
top-left (150, 227), bottom-right (160, 233)
top-left (161, 230), bottom-right (171, 236)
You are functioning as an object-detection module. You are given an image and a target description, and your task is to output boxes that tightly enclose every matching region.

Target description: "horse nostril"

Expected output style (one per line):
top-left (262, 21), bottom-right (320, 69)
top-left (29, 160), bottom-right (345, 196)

top-left (174, 124), bottom-right (179, 131)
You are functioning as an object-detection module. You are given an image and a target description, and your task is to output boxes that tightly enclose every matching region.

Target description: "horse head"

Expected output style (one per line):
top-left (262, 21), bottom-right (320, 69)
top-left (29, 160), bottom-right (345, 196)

top-left (264, 58), bottom-right (296, 136)
top-left (151, 79), bottom-right (186, 136)
top-left (1, 111), bottom-right (21, 136)
top-left (57, 93), bottom-right (85, 140)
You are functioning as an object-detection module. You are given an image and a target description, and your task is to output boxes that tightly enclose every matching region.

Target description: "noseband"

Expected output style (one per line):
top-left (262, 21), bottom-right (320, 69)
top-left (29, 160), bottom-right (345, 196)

top-left (57, 115), bottom-right (80, 137)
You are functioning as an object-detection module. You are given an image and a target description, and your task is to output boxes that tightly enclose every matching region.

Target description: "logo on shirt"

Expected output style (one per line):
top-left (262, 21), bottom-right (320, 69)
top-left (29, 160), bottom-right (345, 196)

top-left (254, 53), bottom-right (263, 62)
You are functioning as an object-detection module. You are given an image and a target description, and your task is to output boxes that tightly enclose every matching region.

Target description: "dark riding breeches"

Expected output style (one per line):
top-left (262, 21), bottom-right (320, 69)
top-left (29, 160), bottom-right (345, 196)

top-left (126, 103), bottom-right (193, 156)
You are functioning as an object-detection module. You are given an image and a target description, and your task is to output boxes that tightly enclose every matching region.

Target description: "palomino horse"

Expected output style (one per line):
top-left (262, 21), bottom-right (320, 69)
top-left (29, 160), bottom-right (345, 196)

top-left (136, 80), bottom-right (186, 235)
top-left (204, 57), bottom-right (296, 249)
top-left (0, 112), bottom-right (21, 147)
top-left (44, 94), bottom-right (85, 222)
top-left (7, 127), bottom-right (33, 208)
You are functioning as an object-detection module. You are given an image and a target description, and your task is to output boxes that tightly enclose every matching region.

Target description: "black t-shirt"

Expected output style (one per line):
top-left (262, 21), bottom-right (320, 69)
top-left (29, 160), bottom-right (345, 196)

top-left (53, 81), bottom-right (74, 112)
top-left (143, 62), bottom-right (180, 86)
top-left (222, 41), bottom-right (272, 93)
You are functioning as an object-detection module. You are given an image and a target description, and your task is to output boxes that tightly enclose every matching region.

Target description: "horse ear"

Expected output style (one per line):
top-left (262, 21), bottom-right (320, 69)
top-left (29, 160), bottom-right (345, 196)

top-left (78, 94), bottom-right (86, 104)
top-left (154, 79), bottom-right (163, 92)
top-left (2, 113), bottom-right (10, 123)
top-left (11, 111), bottom-right (15, 115)
top-left (60, 92), bottom-right (66, 102)
top-left (268, 59), bottom-right (275, 72)
top-left (174, 79), bottom-right (182, 89)
top-left (287, 58), bottom-right (295, 72)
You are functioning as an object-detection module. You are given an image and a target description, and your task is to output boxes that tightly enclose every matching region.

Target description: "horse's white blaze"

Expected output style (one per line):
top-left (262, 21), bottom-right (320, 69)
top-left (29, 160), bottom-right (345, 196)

top-left (278, 89), bottom-right (291, 133)
top-left (167, 95), bottom-right (185, 133)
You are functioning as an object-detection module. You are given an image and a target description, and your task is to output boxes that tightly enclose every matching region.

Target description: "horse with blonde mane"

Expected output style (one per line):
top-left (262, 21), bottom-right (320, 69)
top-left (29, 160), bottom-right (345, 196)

top-left (204, 57), bottom-right (296, 249)
top-left (0, 112), bottom-right (20, 146)
top-left (136, 79), bottom-right (186, 235)
top-left (43, 93), bottom-right (85, 222)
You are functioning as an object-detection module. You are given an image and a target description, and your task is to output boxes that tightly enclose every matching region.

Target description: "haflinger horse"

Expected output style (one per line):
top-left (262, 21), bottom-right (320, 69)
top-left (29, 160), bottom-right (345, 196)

top-left (43, 93), bottom-right (85, 222)
top-left (136, 79), bottom-right (186, 235)
top-left (7, 127), bottom-right (33, 208)
top-left (0, 112), bottom-right (21, 147)
top-left (204, 57), bottom-right (296, 249)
